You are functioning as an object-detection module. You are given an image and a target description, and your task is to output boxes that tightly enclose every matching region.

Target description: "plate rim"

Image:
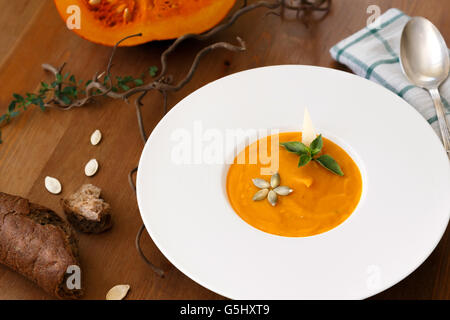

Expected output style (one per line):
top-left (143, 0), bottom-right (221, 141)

top-left (136, 64), bottom-right (450, 299)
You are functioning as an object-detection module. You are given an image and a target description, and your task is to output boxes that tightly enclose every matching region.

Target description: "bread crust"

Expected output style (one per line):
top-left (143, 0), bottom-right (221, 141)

top-left (0, 192), bottom-right (83, 299)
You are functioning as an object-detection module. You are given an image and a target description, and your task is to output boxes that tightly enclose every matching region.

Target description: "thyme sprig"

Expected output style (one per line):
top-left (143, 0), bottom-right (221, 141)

top-left (0, 66), bottom-right (158, 144)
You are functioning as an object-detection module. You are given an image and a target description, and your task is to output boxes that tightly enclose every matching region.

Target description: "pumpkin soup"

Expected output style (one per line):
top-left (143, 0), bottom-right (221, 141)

top-left (226, 132), bottom-right (362, 237)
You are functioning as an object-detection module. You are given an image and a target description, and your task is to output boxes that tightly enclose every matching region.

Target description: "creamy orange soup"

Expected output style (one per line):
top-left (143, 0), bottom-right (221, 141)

top-left (226, 132), bottom-right (363, 237)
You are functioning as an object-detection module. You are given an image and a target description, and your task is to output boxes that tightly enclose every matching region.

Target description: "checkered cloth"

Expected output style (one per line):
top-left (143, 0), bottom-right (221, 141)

top-left (330, 8), bottom-right (450, 138)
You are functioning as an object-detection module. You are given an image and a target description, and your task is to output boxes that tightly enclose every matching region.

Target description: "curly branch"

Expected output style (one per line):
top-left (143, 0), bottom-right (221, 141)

top-left (39, 0), bottom-right (331, 113)
top-left (2, 0), bottom-right (332, 276)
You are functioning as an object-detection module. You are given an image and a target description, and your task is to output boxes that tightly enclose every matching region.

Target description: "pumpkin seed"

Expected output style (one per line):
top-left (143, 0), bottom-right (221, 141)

top-left (106, 284), bottom-right (130, 300)
top-left (123, 8), bottom-right (131, 22)
top-left (116, 4), bottom-right (126, 13)
top-left (90, 129), bottom-right (102, 146)
top-left (252, 188), bottom-right (269, 201)
top-left (267, 190), bottom-right (278, 206)
top-left (270, 172), bottom-right (280, 188)
top-left (252, 178), bottom-right (270, 189)
top-left (273, 186), bottom-right (293, 196)
top-left (45, 176), bottom-right (62, 194)
top-left (84, 159), bottom-right (99, 177)
top-left (88, 0), bottom-right (101, 5)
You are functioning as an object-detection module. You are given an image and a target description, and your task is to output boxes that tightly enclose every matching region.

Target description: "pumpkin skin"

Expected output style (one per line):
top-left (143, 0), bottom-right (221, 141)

top-left (54, 0), bottom-right (236, 46)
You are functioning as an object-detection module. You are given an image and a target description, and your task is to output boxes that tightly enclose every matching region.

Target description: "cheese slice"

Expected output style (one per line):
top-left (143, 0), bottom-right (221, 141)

top-left (302, 107), bottom-right (317, 146)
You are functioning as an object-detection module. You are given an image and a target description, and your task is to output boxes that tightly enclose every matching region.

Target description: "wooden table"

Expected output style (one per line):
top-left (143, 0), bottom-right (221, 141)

top-left (0, 0), bottom-right (448, 300)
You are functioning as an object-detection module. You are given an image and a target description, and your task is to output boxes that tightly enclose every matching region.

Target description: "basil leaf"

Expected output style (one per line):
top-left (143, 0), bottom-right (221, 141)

top-left (315, 155), bottom-right (344, 176)
top-left (280, 141), bottom-right (310, 155)
top-left (298, 154), bottom-right (311, 167)
top-left (310, 134), bottom-right (323, 156)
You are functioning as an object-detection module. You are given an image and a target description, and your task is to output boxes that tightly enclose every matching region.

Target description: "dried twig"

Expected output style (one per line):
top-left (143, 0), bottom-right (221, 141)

top-left (37, 0), bottom-right (331, 113)
top-left (1, 0), bottom-right (331, 275)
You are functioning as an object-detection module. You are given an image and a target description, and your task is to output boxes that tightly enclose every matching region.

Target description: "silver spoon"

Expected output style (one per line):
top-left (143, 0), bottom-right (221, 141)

top-left (400, 17), bottom-right (450, 154)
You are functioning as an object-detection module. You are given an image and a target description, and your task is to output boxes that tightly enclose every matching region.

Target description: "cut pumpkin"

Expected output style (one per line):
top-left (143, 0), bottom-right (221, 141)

top-left (54, 0), bottom-right (236, 46)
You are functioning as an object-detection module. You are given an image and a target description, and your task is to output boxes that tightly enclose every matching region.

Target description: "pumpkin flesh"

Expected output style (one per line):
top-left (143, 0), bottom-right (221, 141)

top-left (54, 0), bottom-right (236, 46)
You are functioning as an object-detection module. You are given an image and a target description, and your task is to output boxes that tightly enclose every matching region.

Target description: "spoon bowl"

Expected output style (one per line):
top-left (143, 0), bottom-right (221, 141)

top-left (400, 16), bottom-right (450, 154)
top-left (400, 17), bottom-right (449, 89)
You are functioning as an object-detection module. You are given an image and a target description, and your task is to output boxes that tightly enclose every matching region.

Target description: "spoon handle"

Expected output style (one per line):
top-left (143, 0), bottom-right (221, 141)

top-left (429, 88), bottom-right (450, 154)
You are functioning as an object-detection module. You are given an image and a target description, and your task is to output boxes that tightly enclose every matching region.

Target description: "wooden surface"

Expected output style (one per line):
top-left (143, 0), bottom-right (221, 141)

top-left (0, 0), bottom-right (448, 300)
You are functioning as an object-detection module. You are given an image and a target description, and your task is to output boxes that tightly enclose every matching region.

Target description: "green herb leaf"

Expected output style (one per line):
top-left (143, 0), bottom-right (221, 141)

top-left (8, 101), bottom-right (16, 112)
top-left (314, 155), bottom-right (344, 176)
top-left (149, 66), bottom-right (158, 77)
top-left (298, 154), bottom-right (312, 167)
top-left (56, 74), bottom-right (62, 83)
top-left (60, 95), bottom-right (71, 105)
top-left (280, 141), bottom-right (310, 155)
top-left (37, 99), bottom-right (45, 111)
top-left (134, 78), bottom-right (144, 86)
top-left (13, 93), bottom-right (24, 102)
top-left (122, 76), bottom-right (133, 83)
top-left (310, 134), bottom-right (323, 156)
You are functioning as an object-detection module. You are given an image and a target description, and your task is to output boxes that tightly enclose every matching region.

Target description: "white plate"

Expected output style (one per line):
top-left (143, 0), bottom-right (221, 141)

top-left (136, 65), bottom-right (450, 299)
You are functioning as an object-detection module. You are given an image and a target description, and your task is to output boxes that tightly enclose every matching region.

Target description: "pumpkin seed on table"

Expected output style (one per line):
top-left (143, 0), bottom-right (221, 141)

top-left (106, 284), bottom-right (130, 300)
top-left (45, 176), bottom-right (62, 194)
top-left (90, 129), bottom-right (102, 146)
top-left (85, 159), bottom-right (99, 177)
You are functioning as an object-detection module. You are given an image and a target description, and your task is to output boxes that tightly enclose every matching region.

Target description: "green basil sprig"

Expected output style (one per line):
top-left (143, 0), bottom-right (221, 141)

top-left (280, 134), bottom-right (344, 176)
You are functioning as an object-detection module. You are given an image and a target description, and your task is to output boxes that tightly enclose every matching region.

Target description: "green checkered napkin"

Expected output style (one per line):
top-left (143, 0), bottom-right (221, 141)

top-left (330, 8), bottom-right (450, 138)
